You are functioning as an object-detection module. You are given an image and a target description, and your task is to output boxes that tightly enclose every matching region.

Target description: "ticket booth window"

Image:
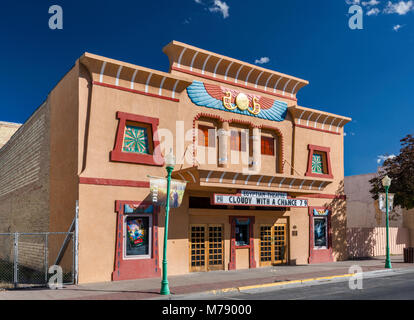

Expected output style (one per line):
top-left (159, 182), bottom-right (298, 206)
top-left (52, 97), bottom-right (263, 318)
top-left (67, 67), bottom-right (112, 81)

top-left (235, 220), bottom-right (250, 246)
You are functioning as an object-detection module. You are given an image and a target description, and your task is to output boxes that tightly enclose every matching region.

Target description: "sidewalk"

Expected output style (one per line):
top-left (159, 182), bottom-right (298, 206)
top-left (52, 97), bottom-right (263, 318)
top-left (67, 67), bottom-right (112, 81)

top-left (0, 256), bottom-right (413, 300)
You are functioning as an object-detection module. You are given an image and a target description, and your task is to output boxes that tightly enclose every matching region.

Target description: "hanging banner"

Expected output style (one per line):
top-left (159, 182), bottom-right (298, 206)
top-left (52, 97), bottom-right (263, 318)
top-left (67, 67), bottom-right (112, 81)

top-left (212, 190), bottom-right (308, 208)
top-left (150, 177), bottom-right (187, 208)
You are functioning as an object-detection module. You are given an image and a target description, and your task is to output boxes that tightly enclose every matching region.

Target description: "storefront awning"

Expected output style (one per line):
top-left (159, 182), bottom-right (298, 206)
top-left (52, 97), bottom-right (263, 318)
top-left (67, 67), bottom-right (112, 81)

top-left (171, 166), bottom-right (333, 194)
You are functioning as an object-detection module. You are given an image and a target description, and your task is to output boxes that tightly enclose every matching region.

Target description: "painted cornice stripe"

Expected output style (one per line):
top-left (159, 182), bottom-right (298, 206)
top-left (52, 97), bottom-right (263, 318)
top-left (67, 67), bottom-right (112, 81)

top-left (273, 76), bottom-right (283, 93)
top-left (115, 66), bottom-right (123, 86)
top-left (321, 115), bottom-right (330, 130)
top-left (306, 112), bottom-right (314, 126)
top-left (99, 61), bottom-right (107, 83)
top-left (268, 176), bottom-right (276, 187)
top-left (158, 76), bottom-right (166, 96)
top-left (290, 81), bottom-right (300, 97)
top-left (205, 170), bottom-right (213, 182)
top-left (145, 73), bottom-right (153, 93)
top-left (255, 71), bottom-right (264, 88)
top-left (177, 47), bottom-right (187, 68)
top-left (314, 113), bottom-right (322, 128)
top-left (187, 171), bottom-right (196, 183)
top-left (282, 79), bottom-right (291, 96)
top-left (190, 51), bottom-right (199, 71)
top-left (130, 69), bottom-right (138, 89)
top-left (235, 65), bottom-right (244, 84)
top-left (297, 110), bottom-right (306, 125)
top-left (245, 68), bottom-right (254, 85)
top-left (172, 79), bottom-right (180, 99)
top-left (202, 55), bottom-right (211, 75)
top-left (329, 118), bottom-right (336, 131)
top-left (264, 74), bottom-right (273, 91)
top-left (224, 61), bottom-right (234, 80)
top-left (213, 58), bottom-right (223, 78)
top-left (336, 119), bottom-right (344, 132)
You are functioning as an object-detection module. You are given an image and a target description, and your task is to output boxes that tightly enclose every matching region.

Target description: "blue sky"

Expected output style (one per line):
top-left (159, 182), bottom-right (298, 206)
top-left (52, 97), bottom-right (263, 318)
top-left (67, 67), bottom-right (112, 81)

top-left (0, 0), bottom-right (412, 176)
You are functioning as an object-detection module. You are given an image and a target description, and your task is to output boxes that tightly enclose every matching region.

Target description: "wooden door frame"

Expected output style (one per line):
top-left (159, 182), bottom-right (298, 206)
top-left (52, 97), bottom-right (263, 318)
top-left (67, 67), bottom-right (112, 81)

top-left (206, 224), bottom-right (225, 271)
top-left (259, 223), bottom-right (288, 266)
top-left (189, 223), bottom-right (225, 272)
top-left (189, 224), bottom-right (207, 272)
top-left (259, 224), bottom-right (273, 267)
top-left (273, 223), bottom-right (288, 265)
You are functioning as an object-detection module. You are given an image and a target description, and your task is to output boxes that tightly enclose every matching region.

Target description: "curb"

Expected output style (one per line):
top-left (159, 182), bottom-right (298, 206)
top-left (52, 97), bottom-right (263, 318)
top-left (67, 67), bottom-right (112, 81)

top-left (158, 267), bottom-right (414, 299)
top-left (208, 273), bottom-right (355, 296)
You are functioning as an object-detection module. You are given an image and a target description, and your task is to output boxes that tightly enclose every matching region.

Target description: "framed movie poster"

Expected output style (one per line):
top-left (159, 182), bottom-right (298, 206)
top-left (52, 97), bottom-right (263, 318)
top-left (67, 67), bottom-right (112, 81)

top-left (124, 215), bottom-right (152, 259)
top-left (314, 217), bottom-right (327, 248)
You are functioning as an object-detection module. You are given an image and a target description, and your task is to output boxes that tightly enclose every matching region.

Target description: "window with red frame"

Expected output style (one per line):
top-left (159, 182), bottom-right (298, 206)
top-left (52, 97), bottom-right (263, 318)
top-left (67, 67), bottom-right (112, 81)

top-left (198, 125), bottom-right (216, 147)
top-left (261, 136), bottom-right (275, 156)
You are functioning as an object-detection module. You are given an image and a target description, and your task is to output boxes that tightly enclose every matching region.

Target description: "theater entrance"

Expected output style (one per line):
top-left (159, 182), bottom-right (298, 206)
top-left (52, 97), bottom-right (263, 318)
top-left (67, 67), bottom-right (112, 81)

top-left (259, 223), bottom-right (288, 266)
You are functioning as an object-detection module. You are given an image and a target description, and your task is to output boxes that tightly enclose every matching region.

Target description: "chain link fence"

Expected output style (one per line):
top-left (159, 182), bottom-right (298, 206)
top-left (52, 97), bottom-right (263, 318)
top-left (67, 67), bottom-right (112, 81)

top-left (0, 232), bottom-right (75, 289)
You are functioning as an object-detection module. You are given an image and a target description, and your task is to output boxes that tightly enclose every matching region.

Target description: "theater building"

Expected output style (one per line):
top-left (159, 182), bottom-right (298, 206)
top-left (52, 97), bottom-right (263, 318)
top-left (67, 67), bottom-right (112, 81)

top-left (0, 41), bottom-right (351, 284)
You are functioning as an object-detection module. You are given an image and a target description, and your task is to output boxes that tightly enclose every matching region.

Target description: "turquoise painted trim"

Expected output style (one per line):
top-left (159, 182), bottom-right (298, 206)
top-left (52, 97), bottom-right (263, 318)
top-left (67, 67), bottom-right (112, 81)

top-left (124, 204), bottom-right (154, 214)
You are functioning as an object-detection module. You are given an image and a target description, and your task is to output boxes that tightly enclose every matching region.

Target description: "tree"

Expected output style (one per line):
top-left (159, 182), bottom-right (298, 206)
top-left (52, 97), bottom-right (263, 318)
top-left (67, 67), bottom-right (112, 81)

top-left (369, 134), bottom-right (414, 210)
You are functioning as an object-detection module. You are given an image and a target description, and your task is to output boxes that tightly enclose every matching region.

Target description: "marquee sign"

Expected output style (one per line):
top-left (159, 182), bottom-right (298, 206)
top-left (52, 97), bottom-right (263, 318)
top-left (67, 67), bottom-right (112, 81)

top-left (212, 190), bottom-right (308, 208)
top-left (187, 81), bottom-right (288, 122)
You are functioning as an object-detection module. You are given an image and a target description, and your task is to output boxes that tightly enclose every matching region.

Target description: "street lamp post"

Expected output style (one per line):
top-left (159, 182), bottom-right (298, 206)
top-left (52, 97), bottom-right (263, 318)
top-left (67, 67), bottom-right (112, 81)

top-left (382, 175), bottom-right (392, 269)
top-left (160, 151), bottom-right (176, 295)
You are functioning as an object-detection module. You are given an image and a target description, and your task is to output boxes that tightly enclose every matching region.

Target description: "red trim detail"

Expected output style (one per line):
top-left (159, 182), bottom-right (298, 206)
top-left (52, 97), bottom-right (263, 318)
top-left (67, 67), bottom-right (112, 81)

top-left (79, 177), bottom-right (150, 188)
top-left (112, 201), bottom-right (160, 281)
top-left (93, 81), bottom-right (180, 102)
top-left (228, 216), bottom-right (256, 270)
top-left (305, 144), bottom-right (334, 179)
top-left (295, 123), bottom-right (341, 135)
top-left (172, 66), bottom-right (297, 102)
top-left (110, 111), bottom-right (164, 166)
top-left (308, 206), bottom-right (334, 264)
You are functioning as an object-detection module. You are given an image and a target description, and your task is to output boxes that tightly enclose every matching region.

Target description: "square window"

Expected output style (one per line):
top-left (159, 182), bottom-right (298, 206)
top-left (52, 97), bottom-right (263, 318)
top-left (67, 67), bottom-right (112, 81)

top-left (230, 130), bottom-right (247, 152)
top-left (198, 125), bottom-right (216, 147)
top-left (122, 122), bottom-right (151, 154)
top-left (261, 136), bottom-right (275, 156)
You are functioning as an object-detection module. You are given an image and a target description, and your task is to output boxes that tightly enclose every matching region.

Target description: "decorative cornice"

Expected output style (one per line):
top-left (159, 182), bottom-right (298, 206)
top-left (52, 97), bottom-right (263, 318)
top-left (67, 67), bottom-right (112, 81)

top-left (164, 41), bottom-right (308, 100)
top-left (291, 105), bottom-right (351, 135)
top-left (80, 52), bottom-right (193, 101)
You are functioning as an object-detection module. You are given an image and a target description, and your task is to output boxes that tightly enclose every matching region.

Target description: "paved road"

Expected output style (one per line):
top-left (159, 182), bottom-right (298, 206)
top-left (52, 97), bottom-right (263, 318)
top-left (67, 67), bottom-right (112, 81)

top-left (213, 272), bottom-right (414, 300)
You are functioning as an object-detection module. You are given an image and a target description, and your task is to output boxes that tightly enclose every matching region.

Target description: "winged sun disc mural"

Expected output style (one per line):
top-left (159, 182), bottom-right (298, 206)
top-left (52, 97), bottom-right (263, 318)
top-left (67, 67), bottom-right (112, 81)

top-left (187, 81), bottom-right (288, 122)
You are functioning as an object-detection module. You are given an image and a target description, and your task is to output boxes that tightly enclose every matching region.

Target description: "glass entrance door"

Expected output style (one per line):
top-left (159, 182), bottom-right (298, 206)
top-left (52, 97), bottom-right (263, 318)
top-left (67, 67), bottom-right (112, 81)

top-left (260, 223), bottom-right (288, 266)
